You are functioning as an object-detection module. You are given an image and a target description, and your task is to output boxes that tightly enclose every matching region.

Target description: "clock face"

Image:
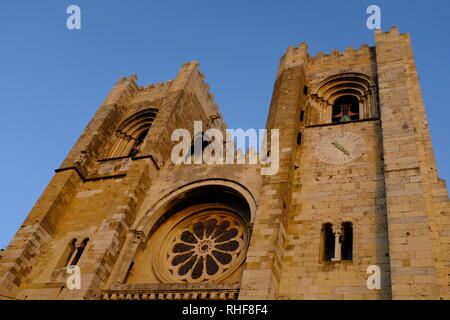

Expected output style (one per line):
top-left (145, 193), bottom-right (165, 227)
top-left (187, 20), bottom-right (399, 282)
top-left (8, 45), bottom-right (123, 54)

top-left (315, 131), bottom-right (365, 164)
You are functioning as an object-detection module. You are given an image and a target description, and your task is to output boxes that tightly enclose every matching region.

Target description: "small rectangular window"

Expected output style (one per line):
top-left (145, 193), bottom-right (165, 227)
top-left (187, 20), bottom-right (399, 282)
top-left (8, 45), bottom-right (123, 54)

top-left (303, 85), bottom-right (308, 95)
top-left (300, 110), bottom-right (305, 122)
top-left (297, 132), bottom-right (302, 146)
top-left (322, 223), bottom-right (335, 262)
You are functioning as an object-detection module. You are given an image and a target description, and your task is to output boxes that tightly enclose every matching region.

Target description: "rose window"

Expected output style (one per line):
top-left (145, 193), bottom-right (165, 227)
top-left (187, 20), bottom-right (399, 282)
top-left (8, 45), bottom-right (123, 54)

top-left (157, 211), bottom-right (248, 283)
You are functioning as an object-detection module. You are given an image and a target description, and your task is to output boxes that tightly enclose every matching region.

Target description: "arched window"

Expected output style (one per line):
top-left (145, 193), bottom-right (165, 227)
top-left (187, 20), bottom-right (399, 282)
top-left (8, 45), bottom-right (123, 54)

top-left (55, 237), bottom-right (89, 269)
top-left (332, 96), bottom-right (359, 122)
top-left (321, 223), bottom-right (335, 261)
top-left (309, 73), bottom-right (377, 125)
top-left (56, 238), bottom-right (77, 269)
top-left (70, 238), bottom-right (89, 266)
top-left (341, 222), bottom-right (353, 260)
top-left (108, 109), bottom-right (157, 158)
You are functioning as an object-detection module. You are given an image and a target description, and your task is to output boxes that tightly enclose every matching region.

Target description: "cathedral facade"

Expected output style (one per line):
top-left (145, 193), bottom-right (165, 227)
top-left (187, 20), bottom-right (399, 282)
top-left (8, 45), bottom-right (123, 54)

top-left (0, 27), bottom-right (449, 300)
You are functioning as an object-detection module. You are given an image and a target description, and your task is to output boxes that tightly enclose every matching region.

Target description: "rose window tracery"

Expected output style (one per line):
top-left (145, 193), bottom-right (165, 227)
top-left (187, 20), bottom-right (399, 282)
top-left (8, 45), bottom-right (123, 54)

top-left (156, 210), bottom-right (248, 283)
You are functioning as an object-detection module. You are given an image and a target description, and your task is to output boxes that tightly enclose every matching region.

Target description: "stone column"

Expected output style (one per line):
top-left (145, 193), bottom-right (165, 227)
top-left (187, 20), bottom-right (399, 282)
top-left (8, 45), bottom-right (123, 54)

top-left (331, 231), bottom-right (342, 262)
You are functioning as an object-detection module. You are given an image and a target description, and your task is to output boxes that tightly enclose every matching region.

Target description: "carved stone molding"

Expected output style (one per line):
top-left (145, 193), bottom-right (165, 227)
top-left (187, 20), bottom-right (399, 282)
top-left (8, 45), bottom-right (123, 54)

top-left (102, 283), bottom-right (239, 300)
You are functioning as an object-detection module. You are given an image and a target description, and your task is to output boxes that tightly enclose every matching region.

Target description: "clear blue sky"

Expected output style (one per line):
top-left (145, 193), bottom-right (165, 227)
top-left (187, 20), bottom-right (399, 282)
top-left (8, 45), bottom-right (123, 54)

top-left (1, 1), bottom-right (449, 249)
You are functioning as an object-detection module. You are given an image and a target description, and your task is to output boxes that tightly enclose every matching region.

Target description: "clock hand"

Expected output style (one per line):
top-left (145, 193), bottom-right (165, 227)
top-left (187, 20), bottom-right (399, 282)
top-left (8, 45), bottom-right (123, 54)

top-left (331, 141), bottom-right (350, 156)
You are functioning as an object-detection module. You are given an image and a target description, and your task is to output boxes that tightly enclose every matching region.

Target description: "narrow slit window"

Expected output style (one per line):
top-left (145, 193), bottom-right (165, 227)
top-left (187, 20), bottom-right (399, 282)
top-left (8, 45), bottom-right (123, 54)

top-left (322, 223), bottom-right (335, 261)
top-left (297, 132), bottom-right (302, 146)
top-left (70, 238), bottom-right (89, 266)
top-left (300, 110), bottom-right (305, 122)
top-left (341, 222), bottom-right (353, 260)
top-left (56, 238), bottom-right (77, 269)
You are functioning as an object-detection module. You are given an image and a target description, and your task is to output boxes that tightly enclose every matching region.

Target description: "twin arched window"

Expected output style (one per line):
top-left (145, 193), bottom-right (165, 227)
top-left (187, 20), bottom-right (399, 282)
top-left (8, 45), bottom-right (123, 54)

top-left (321, 222), bottom-right (353, 262)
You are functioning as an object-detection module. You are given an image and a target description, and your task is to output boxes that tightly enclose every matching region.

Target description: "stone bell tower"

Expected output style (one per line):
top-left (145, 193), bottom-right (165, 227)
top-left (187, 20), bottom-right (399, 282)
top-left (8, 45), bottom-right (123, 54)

top-left (0, 27), bottom-right (448, 300)
top-left (238, 26), bottom-right (450, 300)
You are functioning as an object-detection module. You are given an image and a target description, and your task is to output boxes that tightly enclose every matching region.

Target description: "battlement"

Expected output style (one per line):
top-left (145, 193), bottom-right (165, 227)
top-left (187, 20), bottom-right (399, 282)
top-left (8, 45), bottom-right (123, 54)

top-left (132, 78), bottom-right (175, 105)
top-left (276, 43), bottom-right (308, 78)
top-left (374, 26), bottom-right (411, 43)
top-left (310, 26), bottom-right (408, 60)
top-left (277, 41), bottom-right (375, 78)
top-left (139, 79), bottom-right (174, 92)
top-left (309, 43), bottom-right (374, 63)
top-left (123, 62), bottom-right (222, 126)
top-left (173, 62), bottom-right (219, 115)
top-left (375, 26), bottom-right (405, 37)
top-left (171, 61), bottom-right (222, 124)
top-left (277, 26), bottom-right (410, 77)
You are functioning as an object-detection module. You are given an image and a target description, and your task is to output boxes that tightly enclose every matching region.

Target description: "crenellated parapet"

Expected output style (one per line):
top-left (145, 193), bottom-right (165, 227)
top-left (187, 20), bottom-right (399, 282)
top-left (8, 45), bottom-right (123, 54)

top-left (276, 42), bottom-right (308, 79)
top-left (309, 43), bottom-right (374, 66)
top-left (131, 80), bottom-right (174, 107)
